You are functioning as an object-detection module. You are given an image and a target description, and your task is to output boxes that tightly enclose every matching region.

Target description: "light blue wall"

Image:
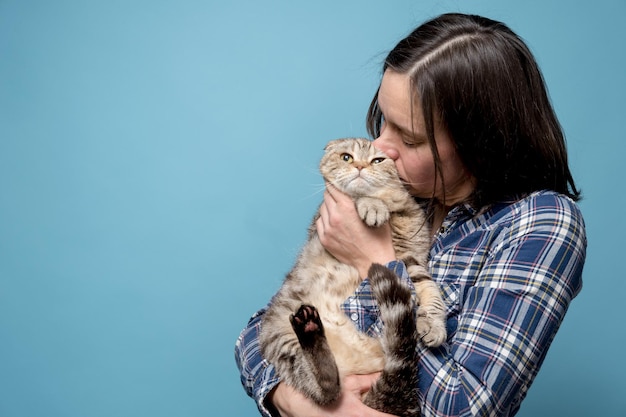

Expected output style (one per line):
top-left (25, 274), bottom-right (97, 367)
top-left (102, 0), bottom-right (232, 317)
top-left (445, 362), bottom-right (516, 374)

top-left (1, 1), bottom-right (624, 416)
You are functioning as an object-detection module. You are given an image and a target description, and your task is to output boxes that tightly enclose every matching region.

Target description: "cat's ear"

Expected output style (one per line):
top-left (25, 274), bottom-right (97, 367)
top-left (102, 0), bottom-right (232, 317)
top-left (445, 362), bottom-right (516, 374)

top-left (324, 139), bottom-right (343, 152)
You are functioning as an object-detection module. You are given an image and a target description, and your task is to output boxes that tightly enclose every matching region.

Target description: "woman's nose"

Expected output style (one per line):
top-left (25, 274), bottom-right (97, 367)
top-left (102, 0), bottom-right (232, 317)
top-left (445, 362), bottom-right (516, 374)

top-left (373, 136), bottom-right (399, 160)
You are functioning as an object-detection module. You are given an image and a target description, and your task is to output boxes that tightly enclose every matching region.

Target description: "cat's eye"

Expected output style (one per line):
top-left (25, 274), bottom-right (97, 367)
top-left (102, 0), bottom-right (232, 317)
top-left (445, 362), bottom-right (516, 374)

top-left (371, 157), bottom-right (385, 164)
top-left (340, 153), bottom-right (353, 163)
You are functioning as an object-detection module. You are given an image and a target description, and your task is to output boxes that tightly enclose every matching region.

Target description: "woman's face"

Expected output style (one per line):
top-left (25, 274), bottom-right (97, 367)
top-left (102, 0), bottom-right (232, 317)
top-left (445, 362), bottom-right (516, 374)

top-left (373, 70), bottom-right (475, 205)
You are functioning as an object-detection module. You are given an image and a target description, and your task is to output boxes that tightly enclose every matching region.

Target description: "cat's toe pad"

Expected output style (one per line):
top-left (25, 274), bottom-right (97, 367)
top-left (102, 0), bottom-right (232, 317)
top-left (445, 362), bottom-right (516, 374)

top-left (290, 304), bottom-right (323, 337)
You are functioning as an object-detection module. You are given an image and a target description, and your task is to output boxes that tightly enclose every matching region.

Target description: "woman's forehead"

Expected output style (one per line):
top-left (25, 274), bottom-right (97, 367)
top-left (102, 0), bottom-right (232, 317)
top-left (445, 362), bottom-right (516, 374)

top-left (379, 71), bottom-right (425, 131)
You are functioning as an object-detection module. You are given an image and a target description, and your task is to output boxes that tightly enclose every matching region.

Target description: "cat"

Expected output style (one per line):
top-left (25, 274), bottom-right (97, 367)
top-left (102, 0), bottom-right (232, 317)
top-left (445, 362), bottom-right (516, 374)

top-left (259, 138), bottom-right (447, 417)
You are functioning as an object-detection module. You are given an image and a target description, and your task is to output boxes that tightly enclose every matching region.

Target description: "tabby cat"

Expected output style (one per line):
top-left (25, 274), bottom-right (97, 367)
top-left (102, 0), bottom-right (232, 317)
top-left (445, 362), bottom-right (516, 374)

top-left (259, 138), bottom-right (447, 417)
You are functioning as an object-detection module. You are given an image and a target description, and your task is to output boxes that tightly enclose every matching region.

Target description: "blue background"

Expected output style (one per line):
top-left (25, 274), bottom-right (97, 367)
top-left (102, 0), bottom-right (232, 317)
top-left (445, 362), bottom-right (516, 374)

top-left (1, 1), bottom-right (624, 416)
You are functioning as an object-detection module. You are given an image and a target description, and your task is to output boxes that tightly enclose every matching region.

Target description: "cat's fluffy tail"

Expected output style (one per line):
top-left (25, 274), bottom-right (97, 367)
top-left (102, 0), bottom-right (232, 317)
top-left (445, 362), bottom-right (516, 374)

top-left (364, 263), bottom-right (420, 417)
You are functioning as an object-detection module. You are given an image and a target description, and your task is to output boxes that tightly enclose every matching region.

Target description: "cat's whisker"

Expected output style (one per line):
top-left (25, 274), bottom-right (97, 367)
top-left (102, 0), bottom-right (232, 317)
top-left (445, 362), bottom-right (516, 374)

top-left (298, 185), bottom-right (327, 203)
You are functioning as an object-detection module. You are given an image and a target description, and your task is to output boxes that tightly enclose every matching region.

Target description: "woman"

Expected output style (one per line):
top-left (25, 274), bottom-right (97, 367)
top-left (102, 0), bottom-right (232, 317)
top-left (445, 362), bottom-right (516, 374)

top-left (235, 13), bottom-right (586, 417)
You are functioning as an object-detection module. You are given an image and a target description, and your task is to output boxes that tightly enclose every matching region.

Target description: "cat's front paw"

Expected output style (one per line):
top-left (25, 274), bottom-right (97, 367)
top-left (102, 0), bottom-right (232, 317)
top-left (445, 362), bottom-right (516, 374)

top-left (416, 308), bottom-right (447, 347)
top-left (356, 197), bottom-right (389, 227)
top-left (290, 304), bottom-right (324, 348)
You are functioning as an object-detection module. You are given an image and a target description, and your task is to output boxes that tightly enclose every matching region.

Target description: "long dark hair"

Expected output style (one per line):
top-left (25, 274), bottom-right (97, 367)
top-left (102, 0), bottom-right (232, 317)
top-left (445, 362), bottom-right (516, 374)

top-left (366, 13), bottom-right (581, 208)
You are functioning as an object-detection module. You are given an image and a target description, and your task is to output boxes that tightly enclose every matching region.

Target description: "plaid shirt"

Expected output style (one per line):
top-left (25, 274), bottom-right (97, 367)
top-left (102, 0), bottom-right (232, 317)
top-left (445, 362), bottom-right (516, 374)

top-left (235, 190), bottom-right (586, 417)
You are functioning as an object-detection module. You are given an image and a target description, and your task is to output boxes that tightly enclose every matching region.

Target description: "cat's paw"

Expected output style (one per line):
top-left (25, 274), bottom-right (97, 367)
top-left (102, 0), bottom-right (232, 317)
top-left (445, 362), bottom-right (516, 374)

top-left (416, 308), bottom-right (447, 347)
top-left (356, 197), bottom-right (390, 227)
top-left (290, 304), bottom-right (324, 347)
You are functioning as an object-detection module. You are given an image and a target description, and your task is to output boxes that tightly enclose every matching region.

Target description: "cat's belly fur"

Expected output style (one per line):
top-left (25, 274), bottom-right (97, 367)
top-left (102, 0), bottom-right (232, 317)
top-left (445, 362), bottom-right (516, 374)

top-left (304, 270), bottom-right (385, 377)
top-left (323, 308), bottom-right (385, 376)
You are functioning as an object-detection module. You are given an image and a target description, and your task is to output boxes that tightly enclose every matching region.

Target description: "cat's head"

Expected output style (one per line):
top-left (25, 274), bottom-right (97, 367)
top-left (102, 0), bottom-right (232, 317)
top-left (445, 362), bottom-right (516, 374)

top-left (320, 138), bottom-right (404, 198)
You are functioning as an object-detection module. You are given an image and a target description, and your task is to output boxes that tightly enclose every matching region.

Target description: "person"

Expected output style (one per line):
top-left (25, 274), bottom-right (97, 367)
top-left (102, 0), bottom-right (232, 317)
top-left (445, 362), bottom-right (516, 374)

top-left (234, 12), bottom-right (587, 417)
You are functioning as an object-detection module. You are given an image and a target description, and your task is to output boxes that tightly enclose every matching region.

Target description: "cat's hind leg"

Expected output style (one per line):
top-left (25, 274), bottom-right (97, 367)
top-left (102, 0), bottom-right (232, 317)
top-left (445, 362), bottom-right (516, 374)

top-left (363, 264), bottom-right (420, 417)
top-left (260, 301), bottom-right (342, 406)
top-left (289, 304), bottom-right (341, 405)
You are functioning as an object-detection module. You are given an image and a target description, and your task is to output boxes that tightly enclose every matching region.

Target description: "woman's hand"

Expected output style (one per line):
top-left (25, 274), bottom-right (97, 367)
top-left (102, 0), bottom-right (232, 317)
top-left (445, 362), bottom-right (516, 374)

top-left (316, 185), bottom-right (396, 278)
top-left (268, 374), bottom-right (398, 417)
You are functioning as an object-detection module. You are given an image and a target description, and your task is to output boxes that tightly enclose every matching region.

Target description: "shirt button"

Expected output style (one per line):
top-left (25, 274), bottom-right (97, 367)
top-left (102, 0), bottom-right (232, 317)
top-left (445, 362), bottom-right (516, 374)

top-left (350, 313), bottom-right (358, 321)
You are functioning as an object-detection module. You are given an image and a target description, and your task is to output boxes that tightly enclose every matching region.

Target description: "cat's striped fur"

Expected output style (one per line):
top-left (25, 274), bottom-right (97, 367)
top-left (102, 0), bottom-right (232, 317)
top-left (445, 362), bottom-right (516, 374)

top-left (259, 138), bottom-right (446, 417)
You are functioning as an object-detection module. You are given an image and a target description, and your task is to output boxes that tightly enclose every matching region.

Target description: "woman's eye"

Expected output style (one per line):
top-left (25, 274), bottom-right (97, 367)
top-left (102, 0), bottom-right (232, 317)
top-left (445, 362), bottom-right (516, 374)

top-left (371, 157), bottom-right (385, 164)
top-left (402, 136), bottom-right (423, 148)
top-left (340, 153), bottom-right (354, 163)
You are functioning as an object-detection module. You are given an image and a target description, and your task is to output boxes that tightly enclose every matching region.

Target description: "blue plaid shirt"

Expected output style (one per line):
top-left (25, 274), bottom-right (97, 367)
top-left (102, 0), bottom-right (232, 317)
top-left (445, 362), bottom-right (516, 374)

top-left (235, 190), bottom-right (586, 417)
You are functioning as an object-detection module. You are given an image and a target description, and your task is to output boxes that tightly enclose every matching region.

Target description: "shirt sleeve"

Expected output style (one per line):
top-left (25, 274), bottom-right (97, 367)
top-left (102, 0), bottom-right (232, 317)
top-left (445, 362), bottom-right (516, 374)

top-left (234, 306), bottom-right (281, 417)
top-left (418, 194), bottom-right (586, 417)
